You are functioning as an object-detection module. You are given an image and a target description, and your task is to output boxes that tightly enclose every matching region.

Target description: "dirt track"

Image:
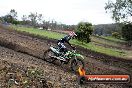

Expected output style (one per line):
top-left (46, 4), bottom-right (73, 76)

top-left (0, 27), bottom-right (132, 87)
top-left (0, 46), bottom-right (83, 87)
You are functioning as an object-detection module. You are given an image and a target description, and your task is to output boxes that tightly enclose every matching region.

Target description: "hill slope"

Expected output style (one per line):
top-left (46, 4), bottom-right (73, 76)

top-left (0, 26), bottom-right (131, 87)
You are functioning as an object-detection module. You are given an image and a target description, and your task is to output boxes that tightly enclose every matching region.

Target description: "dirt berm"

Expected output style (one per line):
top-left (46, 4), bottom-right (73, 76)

top-left (0, 25), bottom-right (132, 87)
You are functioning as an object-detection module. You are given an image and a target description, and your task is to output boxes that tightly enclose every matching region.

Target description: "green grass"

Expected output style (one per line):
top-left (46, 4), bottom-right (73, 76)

top-left (91, 36), bottom-right (122, 47)
top-left (100, 36), bottom-right (125, 43)
top-left (71, 40), bottom-right (126, 57)
top-left (10, 26), bottom-right (126, 58)
top-left (12, 26), bottom-right (65, 39)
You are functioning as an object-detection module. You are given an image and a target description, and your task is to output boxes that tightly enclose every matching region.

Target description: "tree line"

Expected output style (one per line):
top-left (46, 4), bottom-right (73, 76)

top-left (0, 9), bottom-right (76, 30)
top-left (0, 9), bottom-right (94, 43)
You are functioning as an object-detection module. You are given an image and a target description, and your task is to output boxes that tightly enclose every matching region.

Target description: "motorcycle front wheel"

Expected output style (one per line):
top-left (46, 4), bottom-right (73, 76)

top-left (70, 58), bottom-right (84, 73)
top-left (43, 49), bottom-right (56, 63)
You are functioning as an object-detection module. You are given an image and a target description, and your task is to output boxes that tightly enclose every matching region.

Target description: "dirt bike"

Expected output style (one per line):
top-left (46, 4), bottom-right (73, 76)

top-left (43, 45), bottom-right (84, 72)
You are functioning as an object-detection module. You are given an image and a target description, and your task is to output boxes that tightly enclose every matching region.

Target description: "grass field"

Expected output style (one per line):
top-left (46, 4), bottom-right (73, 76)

top-left (71, 40), bottom-right (126, 57)
top-left (100, 35), bottom-right (125, 43)
top-left (13, 26), bottom-right (65, 39)
top-left (10, 26), bottom-right (127, 58)
top-left (91, 36), bottom-right (123, 47)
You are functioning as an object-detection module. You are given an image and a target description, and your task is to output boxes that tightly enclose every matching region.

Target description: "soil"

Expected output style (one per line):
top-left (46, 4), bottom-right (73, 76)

top-left (0, 26), bottom-right (132, 87)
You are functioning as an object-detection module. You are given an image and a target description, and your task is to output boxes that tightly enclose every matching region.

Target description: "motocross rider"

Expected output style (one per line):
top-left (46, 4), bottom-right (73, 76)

top-left (57, 31), bottom-right (77, 60)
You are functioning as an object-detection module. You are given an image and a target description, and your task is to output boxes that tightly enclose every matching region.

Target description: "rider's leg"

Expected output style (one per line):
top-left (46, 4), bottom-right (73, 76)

top-left (60, 43), bottom-right (66, 52)
top-left (58, 43), bottom-right (68, 62)
top-left (63, 48), bottom-right (68, 54)
top-left (58, 42), bottom-right (63, 52)
top-left (60, 44), bottom-right (69, 58)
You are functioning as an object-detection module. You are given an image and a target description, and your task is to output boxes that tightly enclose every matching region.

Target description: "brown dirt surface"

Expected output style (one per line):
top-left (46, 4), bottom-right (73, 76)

top-left (0, 26), bottom-right (132, 87)
top-left (0, 43), bottom-right (129, 88)
top-left (0, 46), bottom-right (80, 88)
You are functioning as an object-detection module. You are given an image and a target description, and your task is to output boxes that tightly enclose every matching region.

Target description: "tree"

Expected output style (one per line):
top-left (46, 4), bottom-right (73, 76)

top-left (20, 15), bottom-right (32, 25)
top-left (28, 12), bottom-right (38, 27)
top-left (21, 15), bottom-right (28, 25)
top-left (22, 15), bottom-right (27, 21)
top-left (76, 22), bottom-right (93, 43)
top-left (37, 14), bottom-right (43, 24)
top-left (3, 15), bottom-right (14, 23)
top-left (28, 13), bottom-right (44, 27)
top-left (9, 9), bottom-right (17, 20)
top-left (105, 0), bottom-right (132, 46)
top-left (122, 23), bottom-right (132, 46)
top-left (0, 17), bottom-right (3, 23)
top-left (105, 0), bottom-right (132, 22)
top-left (0, 16), bottom-right (4, 23)
top-left (0, 9), bottom-right (18, 24)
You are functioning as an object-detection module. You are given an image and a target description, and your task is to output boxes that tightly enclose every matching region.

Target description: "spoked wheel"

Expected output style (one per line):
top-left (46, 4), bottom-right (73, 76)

top-left (78, 76), bottom-right (86, 85)
top-left (70, 58), bottom-right (84, 73)
top-left (43, 49), bottom-right (56, 63)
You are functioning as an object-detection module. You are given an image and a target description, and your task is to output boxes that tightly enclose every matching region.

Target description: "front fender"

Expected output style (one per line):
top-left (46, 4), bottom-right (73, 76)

top-left (75, 54), bottom-right (84, 60)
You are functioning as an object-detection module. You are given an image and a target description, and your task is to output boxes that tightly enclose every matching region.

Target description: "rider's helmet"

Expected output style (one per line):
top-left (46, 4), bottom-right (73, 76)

top-left (69, 31), bottom-right (77, 39)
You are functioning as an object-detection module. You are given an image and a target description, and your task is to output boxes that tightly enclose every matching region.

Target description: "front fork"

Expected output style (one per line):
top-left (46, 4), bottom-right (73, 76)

top-left (73, 55), bottom-right (78, 64)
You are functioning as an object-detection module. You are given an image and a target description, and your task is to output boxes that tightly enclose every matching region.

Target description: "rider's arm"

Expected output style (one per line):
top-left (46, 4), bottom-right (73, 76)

top-left (66, 41), bottom-right (75, 50)
top-left (64, 35), bottom-right (75, 49)
top-left (66, 41), bottom-right (72, 47)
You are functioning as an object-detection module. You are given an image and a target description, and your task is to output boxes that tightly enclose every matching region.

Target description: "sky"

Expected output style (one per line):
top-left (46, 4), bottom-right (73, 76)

top-left (0, 0), bottom-right (116, 25)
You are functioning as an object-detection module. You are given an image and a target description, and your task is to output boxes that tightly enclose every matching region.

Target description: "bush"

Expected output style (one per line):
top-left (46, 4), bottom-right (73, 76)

top-left (75, 22), bottom-right (93, 43)
top-left (112, 32), bottom-right (121, 39)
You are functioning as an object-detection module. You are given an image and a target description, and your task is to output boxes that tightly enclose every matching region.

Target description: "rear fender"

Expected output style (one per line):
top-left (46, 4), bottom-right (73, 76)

top-left (50, 47), bottom-right (54, 50)
top-left (50, 47), bottom-right (58, 53)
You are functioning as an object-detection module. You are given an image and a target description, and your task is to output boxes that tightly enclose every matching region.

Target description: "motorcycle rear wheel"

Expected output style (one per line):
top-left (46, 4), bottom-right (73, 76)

top-left (43, 49), bottom-right (56, 63)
